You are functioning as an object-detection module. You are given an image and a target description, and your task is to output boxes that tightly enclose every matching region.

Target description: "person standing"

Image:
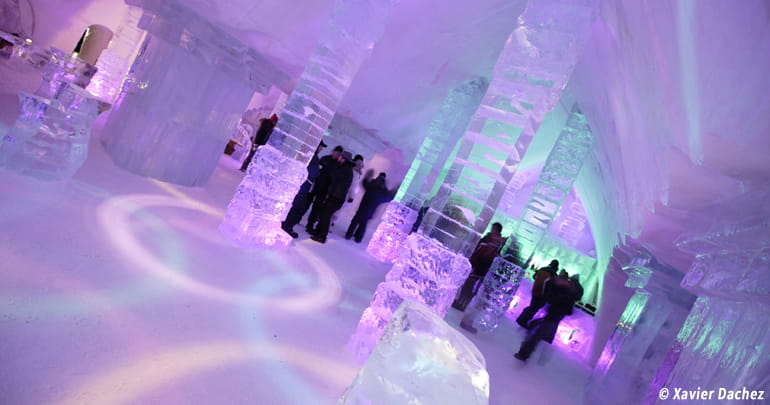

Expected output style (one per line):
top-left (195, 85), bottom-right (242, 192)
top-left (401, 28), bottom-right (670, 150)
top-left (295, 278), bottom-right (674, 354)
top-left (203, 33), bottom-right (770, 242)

top-left (240, 114), bottom-right (278, 172)
top-left (310, 151), bottom-right (355, 244)
top-left (452, 222), bottom-right (506, 311)
top-left (345, 171), bottom-right (398, 243)
top-left (305, 145), bottom-right (343, 233)
top-left (515, 259), bottom-right (560, 329)
top-left (281, 140), bottom-right (327, 238)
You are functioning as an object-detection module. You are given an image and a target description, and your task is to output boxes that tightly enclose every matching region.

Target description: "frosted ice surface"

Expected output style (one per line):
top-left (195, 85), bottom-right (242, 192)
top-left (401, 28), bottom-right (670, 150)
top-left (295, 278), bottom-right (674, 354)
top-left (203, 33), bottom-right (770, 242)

top-left (462, 257), bottom-right (523, 333)
top-left (350, 233), bottom-right (470, 361)
top-left (366, 201), bottom-right (418, 263)
top-left (340, 300), bottom-right (489, 405)
top-left (219, 145), bottom-right (307, 249)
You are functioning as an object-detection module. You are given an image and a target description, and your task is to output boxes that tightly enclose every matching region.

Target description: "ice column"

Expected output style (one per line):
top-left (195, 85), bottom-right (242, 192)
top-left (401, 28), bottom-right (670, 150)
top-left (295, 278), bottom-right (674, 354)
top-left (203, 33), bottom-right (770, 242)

top-left (100, 0), bottom-right (288, 187)
top-left (511, 105), bottom-right (594, 263)
top-left (220, 0), bottom-right (399, 249)
top-left (86, 7), bottom-right (146, 103)
top-left (460, 256), bottom-right (524, 333)
top-left (350, 0), bottom-right (598, 361)
top-left (339, 300), bottom-right (489, 405)
top-left (584, 256), bottom-right (695, 405)
top-left (643, 217), bottom-right (770, 404)
top-left (367, 77), bottom-right (490, 263)
top-left (418, 1), bottom-right (598, 256)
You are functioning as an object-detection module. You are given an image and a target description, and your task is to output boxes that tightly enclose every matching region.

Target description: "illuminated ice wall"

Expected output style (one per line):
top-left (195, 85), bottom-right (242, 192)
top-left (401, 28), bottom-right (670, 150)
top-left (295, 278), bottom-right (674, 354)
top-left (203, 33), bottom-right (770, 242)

top-left (644, 213), bottom-right (770, 404)
top-left (220, 0), bottom-right (399, 249)
top-left (367, 77), bottom-right (489, 263)
top-left (100, 0), bottom-right (286, 187)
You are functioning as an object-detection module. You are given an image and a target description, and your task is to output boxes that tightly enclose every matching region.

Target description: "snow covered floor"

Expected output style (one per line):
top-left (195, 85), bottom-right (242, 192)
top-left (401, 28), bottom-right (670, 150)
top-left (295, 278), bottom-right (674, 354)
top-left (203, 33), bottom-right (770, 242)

top-left (0, 114), bottom-right (591, 404)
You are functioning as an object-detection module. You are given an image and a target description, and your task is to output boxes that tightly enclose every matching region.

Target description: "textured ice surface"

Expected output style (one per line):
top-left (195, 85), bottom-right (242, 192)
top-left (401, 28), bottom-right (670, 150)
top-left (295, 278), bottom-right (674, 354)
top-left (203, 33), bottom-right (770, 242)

top-left (462, 257), bottom-right (523, 333)
top-left (511, 105), bottom-right (594, 262)
top-left (219, 145), bottom-right (307, 249)
top-left (86, 7), bottom-right (146, 103)
top-left (100, 0), bottom-right (287, 186)
top-left (418, 0), bottom-right (598, 256)
top-left (366, 201), bottom-right (418, 263)
top-left (350, 233), bottom-right (470, 361)
top-left (340, 300), bottom-right (489, 405)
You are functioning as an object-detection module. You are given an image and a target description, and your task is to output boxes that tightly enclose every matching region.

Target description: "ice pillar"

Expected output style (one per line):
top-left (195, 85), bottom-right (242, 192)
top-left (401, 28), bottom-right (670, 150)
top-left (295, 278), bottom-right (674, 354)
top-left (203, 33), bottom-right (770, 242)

top-left (643, 216), bottom-right (770, 404)
top-left (100, 0), bottom-right (287, 187)
top-left (220, 0), bottom-right (399, 249)
top-left (86, 7), bottom-right (147, 103)
top-left (584, 256), bottom-right (695, 405)
top-left (460, 256), bottom-right (524, 333)
top-left (511, 104), bottom-right (594, 263)
top-left (367, 77), bottom-right (490, 263)
top-left (349, 0), bottom-right (599, 361)
top-left (339, 300), bottom-right (489, 405)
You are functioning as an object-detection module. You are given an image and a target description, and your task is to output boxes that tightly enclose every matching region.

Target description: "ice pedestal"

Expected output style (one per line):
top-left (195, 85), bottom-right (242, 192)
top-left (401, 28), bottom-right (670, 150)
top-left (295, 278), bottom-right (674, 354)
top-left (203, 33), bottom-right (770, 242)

top-left (349, 232), bottom-right (471, 362)
top-left (100, 0), bottom-right (287, 187)
top-left (366, 201), bottom-right (418, 263)
top-left (219, 145), bottom-right (307, 249)
top-left (0, 86), bottom-right (106, 180)
top-left (340, 300), bottom-right (489, 405)
top-left (367, 78), bottom-right (489, 263)
top-left (461, 257), bottom-right (523, 333)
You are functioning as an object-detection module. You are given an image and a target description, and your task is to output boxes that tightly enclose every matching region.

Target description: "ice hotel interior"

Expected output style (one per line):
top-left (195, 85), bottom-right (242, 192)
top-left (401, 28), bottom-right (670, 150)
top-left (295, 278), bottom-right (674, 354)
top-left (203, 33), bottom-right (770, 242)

top-left (0, 0), bottom-right (768, 404)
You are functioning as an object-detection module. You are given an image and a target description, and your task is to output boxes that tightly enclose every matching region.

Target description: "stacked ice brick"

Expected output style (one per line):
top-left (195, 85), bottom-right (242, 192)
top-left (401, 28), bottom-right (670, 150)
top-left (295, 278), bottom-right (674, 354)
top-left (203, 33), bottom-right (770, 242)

top-left (0, 32), bottom-right (107, 181)
top-left (340, 300), bottom-right (489, 405)
top-left (220, 0), bottom-right (399, 249)
top-left (100, 0), bottom-right (289, 187)
top-left (511, 104), bottom-right (594, 263)
top-left (86, 7), bottom-right (147, 103)
top-left (367, 77), bottom-right (490, 263)
top-left (460, 256), bottom-right (524, 333)
top-left (643, 210), bottom-right (770, 404)
top-left (349, 232), bottom-right (471, 361)
top-left (350, 0), bottom-right (599, 362)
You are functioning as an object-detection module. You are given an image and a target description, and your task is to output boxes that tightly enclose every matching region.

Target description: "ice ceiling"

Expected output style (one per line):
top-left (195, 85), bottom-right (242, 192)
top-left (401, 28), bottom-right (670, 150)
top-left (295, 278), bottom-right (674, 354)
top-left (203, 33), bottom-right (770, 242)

top-left (17, 0), bottom-right (770, 275)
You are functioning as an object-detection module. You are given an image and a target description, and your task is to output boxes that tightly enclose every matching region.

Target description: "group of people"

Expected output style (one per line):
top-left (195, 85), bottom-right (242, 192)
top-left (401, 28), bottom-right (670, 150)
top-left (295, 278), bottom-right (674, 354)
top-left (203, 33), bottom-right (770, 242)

top-left (513, 259), bottom-right (584, 361)
top-left (278, 141), bottom-right (398, 244)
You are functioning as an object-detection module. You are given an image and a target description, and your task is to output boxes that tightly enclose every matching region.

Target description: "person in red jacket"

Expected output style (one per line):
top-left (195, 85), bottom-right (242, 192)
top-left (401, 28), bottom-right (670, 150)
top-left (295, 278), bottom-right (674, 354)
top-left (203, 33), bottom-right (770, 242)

top-left (516, 259), bottom-right (559, 329)
top-left (452, 222), bottom-right (506, 311)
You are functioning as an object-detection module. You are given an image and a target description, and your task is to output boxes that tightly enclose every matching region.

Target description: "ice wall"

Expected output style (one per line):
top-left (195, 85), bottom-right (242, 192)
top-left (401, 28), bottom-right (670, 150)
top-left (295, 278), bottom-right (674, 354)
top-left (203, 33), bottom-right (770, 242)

top-left (100, 0), bottom-right (287, 187)
top-left (340, 300), bottom-right (489, 405)
top-left (220, 0), bottom-right (399, 249)
top-left (367, 77), bottom-right (489, 263)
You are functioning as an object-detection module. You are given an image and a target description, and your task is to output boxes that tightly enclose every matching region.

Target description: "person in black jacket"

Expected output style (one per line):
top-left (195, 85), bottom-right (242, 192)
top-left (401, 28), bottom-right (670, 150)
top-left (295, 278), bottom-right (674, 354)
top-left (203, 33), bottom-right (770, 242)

top-left (240, 114), bottom-right (278, 172)
top-left (310, 151), bottom-right (355, 244)
top-left (281, 140), bottom-right (327, 238)
top-left (305, 145), bottom-right (343, 233)
top-left (345, 171), bottom-right (398, 243)
top-left (514, 271), bottom-right (583, 361)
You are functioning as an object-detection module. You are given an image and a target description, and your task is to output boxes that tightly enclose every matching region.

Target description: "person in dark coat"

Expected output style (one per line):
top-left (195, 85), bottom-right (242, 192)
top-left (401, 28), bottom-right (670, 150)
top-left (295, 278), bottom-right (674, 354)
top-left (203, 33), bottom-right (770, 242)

top-left (305, 145), bottom-right (343, 234)
top-left (452, 222), bottom-right (506, 312)
top-left (345, 171), bottom-right (398, 243)
top-left (514, 272), bottom-right (582, 361)
top-left (516, 259), bottom-right (560, 329)
top-left (281, 140), bottom-right (327, 238)
top-left (240, 114), bottom-right (278, 172)
top-left (310, 151), bottom-right (355, 244)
